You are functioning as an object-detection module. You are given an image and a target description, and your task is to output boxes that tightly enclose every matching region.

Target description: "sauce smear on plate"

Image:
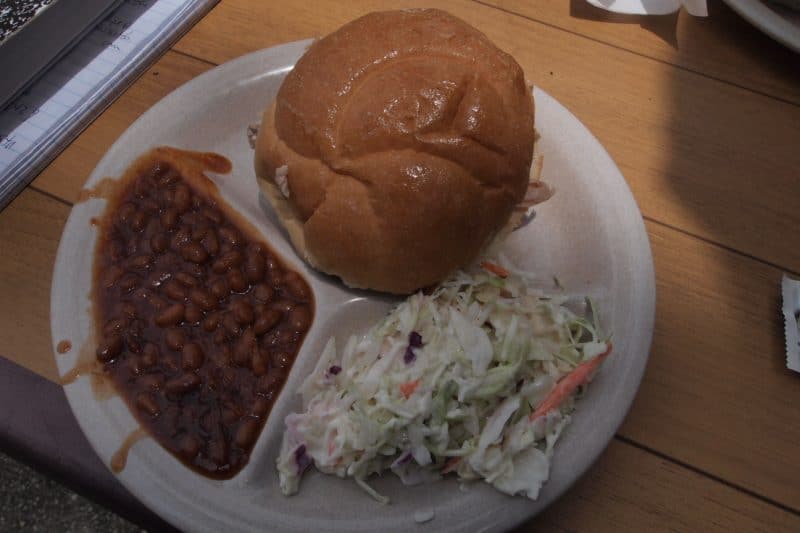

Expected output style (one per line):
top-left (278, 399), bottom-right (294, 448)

top-left (56, 339), bottom-right (72, 354)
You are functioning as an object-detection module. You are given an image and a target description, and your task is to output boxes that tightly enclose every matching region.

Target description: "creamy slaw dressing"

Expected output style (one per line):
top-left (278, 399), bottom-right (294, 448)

top-left (277, 261), bottom-right (610, 503)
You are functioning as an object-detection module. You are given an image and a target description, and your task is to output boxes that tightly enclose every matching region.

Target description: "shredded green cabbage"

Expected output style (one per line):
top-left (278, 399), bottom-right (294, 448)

top-left (277, 260), bottom-right (611, 502)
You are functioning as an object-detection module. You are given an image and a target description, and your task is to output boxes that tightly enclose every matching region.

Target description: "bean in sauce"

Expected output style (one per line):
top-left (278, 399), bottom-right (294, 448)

top-left (93, 151), bottom-right (313, 479)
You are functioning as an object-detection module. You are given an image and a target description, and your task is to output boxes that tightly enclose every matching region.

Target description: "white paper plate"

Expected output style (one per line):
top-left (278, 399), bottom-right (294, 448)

top-left (723, 0), bottom-right (800, 53)
top-left (51, 40), bottom-right (655, 532)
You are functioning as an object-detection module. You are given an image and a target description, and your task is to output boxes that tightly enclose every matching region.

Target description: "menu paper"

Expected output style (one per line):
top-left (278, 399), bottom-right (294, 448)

top-left (783, 275), bottom-right (800, 373)
top-left (0, 0), bottom-right (218, 210)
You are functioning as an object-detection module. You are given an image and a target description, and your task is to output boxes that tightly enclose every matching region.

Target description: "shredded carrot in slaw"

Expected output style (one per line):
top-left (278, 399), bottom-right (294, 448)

top-left (442, 457), bottom-right (462, 474)
top-left (400, 379), bottom-right (421, 399)
top-left (480, 261), bottom-right (509, 278)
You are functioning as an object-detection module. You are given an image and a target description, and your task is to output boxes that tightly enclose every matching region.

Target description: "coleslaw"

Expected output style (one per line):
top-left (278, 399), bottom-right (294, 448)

top-left (277, 259), bottom-right (612, 503)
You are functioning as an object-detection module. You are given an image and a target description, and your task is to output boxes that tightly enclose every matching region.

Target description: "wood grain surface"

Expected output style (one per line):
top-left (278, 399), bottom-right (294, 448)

top-left (0, 189), bottom-right (66, 383)
top-left (626, 221), bottom-right (799, 509)
top-left (1, 0), bottom-right (798, 530)
top-left (31, 52), bottom-right (214, 203)
top-left (485, 0), bottom-right (800, 104)
top-left (527, 439), bottom-right (800, 532)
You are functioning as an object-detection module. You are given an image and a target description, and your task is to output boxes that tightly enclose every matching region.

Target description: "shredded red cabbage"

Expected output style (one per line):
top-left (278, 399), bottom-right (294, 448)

top-left (404, 331), bottom-right (423, 364)
top-left (390, 451), bottom-right (413, 468)
top-left (409, 331), bottom-right (423, 348)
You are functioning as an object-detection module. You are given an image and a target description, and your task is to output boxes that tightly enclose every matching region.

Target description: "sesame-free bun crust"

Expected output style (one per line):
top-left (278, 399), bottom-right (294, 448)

top-left (255, 9), bottom-right (535, 294)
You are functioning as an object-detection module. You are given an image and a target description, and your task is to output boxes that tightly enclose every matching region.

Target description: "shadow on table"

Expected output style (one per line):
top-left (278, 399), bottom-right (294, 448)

top-left (658, 0), bottom-right (800, 375)
top-left (566, 0), bottom-right (800, 381)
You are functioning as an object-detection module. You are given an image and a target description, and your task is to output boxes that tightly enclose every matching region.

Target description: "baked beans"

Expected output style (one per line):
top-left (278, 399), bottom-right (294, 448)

top-left (93, 153), bottom-right (313, 478)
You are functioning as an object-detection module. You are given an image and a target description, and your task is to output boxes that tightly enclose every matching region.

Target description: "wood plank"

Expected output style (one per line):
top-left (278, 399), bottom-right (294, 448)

top-left (483, 0), bottom-right (800, 105)
top-left (31, 51), bottom-right (214, 204)
top-left (621, 220), bottom-right (800, 511)
top-left (522, 439), bottom-right (800, 532)
top-left (0, 189), bottom-right (67, 383)
top-left (172, 0), bottom-right (800, 272)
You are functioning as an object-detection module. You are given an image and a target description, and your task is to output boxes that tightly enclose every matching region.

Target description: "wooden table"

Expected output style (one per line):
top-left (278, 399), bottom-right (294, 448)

top-left (1, 0), bottom-right (799, 530)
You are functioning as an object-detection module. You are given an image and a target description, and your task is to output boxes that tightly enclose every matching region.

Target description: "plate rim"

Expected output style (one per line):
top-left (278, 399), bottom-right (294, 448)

top-left (50, 39), bottom-right (656, 532)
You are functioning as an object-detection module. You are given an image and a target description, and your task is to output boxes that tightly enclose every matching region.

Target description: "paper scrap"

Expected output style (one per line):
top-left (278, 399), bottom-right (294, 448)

top-left (782, 275), bottom-right (800, 373)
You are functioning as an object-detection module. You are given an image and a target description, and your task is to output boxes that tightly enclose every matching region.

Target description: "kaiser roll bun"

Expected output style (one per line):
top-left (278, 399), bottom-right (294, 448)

top-left (255, 9), bottom-right (535, 294)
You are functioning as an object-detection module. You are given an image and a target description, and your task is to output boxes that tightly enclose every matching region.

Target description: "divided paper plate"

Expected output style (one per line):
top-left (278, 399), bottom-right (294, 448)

top-left (51, 40), bottom-right (656, 532)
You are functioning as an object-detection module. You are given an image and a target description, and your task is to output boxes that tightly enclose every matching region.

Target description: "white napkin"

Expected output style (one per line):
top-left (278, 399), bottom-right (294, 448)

top-left (585, 0), bottom-right (708, 16)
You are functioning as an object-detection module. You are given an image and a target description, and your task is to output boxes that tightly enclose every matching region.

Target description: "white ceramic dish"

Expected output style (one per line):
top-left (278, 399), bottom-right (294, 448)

top-left (50, 40), bottom-right (655, 532)
top-left (723, 0), bottom-right (800, 53)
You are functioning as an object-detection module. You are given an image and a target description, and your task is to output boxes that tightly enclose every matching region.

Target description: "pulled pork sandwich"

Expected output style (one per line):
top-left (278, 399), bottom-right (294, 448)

top-left (255, 9), bottom-right (548, 294)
